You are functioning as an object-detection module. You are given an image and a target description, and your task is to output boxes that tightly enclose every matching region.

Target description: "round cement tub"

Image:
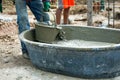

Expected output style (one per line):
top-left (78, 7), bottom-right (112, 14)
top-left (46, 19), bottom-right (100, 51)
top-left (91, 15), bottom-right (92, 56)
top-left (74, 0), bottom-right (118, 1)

top-left (20, 25), bottom-right (120, 78)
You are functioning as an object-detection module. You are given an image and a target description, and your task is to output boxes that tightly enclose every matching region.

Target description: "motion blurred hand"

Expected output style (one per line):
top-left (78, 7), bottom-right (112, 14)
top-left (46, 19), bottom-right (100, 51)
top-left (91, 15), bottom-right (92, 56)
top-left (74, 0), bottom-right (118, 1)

top-left (43, 1), bottom-right (50, 12)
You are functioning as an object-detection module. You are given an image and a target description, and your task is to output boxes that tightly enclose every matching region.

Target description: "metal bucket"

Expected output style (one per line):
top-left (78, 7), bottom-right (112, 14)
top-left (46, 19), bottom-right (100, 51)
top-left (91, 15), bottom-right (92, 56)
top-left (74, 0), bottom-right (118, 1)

top-left (35, 23), bottom-right (61, 43)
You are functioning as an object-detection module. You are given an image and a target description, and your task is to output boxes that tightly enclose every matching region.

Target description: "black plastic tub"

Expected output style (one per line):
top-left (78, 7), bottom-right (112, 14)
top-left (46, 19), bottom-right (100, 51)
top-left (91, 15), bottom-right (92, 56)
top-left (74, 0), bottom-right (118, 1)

top-left (20, 25), bottom-right (120, 78)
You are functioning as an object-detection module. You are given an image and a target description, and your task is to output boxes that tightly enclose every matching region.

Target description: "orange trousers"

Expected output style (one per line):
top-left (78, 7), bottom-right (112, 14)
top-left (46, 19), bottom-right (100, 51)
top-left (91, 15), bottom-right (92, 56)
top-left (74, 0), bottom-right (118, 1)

top-left (62, 0), bottom-right (75, 8)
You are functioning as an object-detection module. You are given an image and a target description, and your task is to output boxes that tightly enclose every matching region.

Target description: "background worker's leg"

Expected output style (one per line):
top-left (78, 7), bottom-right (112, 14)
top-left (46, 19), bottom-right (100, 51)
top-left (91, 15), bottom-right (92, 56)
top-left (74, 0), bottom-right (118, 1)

top-left (0, 0), bottom-right (2, 13)
top-left (0, 4), bottom-right (2, 13)
top-left (56, 8), bottom-right (62, 24)
top-left (56, 0), bottom-right (63, 25)
top-left (100, 0), bottom-right (105, 11)
top-left (15, 0), bottom-right (30, 33)
top-left (28, 0), bottom-right (50, 23)
top-left (63, 7), bottom-right (70, 24)
top-left (96, 2), bottom-right (100, 14)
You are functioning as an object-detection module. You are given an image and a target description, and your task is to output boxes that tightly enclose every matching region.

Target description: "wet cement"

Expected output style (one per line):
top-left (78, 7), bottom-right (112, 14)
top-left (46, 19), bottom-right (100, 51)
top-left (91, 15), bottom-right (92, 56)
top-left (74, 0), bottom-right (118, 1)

top-left (53, 40), bottom-right (116, 48)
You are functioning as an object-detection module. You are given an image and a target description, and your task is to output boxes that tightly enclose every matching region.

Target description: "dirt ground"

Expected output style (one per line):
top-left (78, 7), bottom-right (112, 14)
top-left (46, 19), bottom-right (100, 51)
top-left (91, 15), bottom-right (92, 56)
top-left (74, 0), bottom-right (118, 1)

top-left (0, 1), bottom-right (120, 80)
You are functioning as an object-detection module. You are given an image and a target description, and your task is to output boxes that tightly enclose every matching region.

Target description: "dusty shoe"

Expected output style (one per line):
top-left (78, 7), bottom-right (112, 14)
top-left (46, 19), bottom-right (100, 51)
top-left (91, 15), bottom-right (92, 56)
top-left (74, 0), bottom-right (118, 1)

top-left (22, 53), bottom-right (30, 59)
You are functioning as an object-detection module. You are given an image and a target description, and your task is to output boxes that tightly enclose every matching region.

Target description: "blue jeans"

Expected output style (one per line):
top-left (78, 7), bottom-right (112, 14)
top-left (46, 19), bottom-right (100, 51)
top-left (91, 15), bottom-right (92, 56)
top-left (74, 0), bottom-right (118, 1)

top-left (15, 0), bottom-right (50, 54)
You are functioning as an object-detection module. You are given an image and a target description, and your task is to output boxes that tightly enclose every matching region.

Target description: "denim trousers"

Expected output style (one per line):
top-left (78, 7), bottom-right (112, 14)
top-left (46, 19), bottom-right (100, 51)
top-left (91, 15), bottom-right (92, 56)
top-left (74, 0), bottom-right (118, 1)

top-left (15, 0), bottom-right (50, 54)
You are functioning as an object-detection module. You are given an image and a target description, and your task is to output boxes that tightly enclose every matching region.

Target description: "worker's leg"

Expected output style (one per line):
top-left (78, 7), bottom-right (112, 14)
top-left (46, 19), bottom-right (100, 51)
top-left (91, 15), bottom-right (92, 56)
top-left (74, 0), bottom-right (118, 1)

top-left (0, 3), bottom-right (2, 13)
top-left (94, 2), bottom-right (98, 14)
top-left (56, 0), bottom-right (63, 24)
top-left (97, 2), bottom-right (100, 14)
top-left (15, 0), bottom-right (30, 57)
top-left (100, 0), bottom-right (105, 11)
top-left (15, 0), bottom-right (30, 33)
top-left (63, 7), bottom-right (70, 24)
top-left (28, 0), bottom-right (50, 24)
top-left (56, 8), bottom-right (62, 24)
top-left (0, 0), bottom-right (2, 13)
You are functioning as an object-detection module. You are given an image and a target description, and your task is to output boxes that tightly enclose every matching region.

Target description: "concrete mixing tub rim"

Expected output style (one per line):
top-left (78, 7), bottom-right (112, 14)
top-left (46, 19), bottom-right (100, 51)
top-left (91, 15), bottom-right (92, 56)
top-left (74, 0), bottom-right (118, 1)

top-left (19, 26), bottom-right (120, 51)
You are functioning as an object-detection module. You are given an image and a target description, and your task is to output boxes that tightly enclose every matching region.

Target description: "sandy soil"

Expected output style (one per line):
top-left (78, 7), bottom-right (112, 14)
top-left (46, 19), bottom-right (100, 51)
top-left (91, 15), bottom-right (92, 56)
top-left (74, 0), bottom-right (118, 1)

top-left (0, 21), bottom-right (120, 80)
top-left (0, 1), bottom-right (120, 80)
top-left (0, 14), bottom-right (120, 80)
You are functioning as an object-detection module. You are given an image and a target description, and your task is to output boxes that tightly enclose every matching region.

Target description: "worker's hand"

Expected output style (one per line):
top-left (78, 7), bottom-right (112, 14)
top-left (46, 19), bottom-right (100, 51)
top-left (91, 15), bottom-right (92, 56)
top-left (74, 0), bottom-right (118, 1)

top-left (43, 1), bottom-right (51, 12)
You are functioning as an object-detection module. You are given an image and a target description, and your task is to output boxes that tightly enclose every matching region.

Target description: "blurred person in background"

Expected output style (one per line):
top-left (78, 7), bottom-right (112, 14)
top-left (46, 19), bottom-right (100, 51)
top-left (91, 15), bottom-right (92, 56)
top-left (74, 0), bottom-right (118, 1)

top-left (93, 0), bottom-right (100, 14)
top-left (100, 0), bottom-right (105, 11)
top-left (56, 0), bottom-right (75, 24)
top-left (0, 0), bottom-right (2, 13)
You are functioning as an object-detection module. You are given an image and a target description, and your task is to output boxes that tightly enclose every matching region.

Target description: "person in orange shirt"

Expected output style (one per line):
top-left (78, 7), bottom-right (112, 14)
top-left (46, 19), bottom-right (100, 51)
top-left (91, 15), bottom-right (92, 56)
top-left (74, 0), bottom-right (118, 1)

top-left (56, 0), bottom-right (75, 24)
